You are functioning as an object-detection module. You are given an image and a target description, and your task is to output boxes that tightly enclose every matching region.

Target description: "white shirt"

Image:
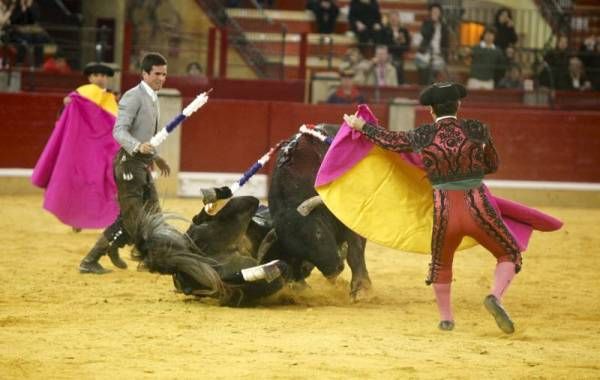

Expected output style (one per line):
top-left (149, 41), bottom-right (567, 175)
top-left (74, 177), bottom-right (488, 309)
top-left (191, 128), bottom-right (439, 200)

top-left (431, 23), bottom-right (442, 55)
top-left (435, 115), bottom-right (457, 123)
top-left (140, 80), bottom-right (158, 102)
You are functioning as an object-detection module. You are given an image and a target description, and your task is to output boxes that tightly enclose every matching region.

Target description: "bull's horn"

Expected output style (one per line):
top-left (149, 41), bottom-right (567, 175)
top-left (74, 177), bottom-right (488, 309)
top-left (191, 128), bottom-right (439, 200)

top-left (256, 228), bottom-right (278, 263)
top-left (296, 195), bottom-right (323, 216)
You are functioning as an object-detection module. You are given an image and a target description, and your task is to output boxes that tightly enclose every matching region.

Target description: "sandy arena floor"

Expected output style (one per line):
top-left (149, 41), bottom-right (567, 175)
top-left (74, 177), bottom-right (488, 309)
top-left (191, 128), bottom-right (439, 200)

top-left (0, 194), bottom-right (599, 379)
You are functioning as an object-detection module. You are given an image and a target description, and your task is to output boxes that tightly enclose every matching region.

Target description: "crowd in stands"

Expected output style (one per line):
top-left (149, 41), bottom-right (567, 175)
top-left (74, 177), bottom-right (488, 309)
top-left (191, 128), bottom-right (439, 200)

top-left (0, 0), bottom-right (50, 68)
top-left (2, 0), bottom-right (599, 99)
top-left (312, 1), bottom-right (600, 104)
top-left (541, 33), bottom-right (600, 91)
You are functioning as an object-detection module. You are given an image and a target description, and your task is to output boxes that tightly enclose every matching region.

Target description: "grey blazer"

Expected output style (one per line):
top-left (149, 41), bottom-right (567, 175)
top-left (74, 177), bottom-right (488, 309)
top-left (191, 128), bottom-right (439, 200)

top-left (113, 83), bottom-right (160, 155)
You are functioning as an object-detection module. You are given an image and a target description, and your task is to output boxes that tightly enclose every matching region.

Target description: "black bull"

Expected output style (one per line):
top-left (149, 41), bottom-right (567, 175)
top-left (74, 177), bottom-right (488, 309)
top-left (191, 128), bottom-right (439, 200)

top-left (262, 123), bottom-right (372, 298)
top-left (183, 124), bottom-right (372, 299)
top-left (137, 124), bottom-right (372, 303)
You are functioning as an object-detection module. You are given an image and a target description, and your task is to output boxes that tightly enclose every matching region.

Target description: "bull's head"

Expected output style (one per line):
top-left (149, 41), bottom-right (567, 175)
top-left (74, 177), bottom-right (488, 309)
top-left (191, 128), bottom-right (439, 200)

top-left (187, 196), bottom-right (260, 255)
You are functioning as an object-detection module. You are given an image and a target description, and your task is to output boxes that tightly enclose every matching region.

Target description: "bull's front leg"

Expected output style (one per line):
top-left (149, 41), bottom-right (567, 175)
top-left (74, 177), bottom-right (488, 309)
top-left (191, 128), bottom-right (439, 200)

top-left (345, 232), bottom-right (372, 302)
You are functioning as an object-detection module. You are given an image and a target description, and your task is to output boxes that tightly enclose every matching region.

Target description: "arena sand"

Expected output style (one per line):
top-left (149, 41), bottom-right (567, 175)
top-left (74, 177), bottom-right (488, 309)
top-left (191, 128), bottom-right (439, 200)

top-left (1, 194), bottom-right (599, 379)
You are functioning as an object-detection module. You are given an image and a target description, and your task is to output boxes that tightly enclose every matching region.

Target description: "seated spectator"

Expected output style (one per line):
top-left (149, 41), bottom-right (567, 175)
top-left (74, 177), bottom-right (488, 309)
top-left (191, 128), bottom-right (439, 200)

top-left (382, 11), bottom-right (411, 84)
top-left (186, 61), bottom-right (204, 76)
top-left (339, 46), bottom-right (364, 72)
top-left (415, 3), bottom-right (450, 85)
top-left (497, 64), bottom-right (523, 89)
top-left (327, 68), bottom-right (366, 104)
top-left (467, 27), bottom-right (505, 90)
top-left (494, 7), bottom-right (518, 52)
top-left (42, 50), bottom-right (71, 74)
top-left (562, 56), bottom-right (592, 91)
top-left (495, 44), bottom-right (517, 84)
top-left (578, 35), bottom-right (596, 69)
top-left (348, 0), bottom-right (384, 52)
top-left (7, 0), bottom-right (49, 67)
top-left (589, 37), bottom-right (600, 90)
top-left (0, 1), bottom-right (14, 33)
top-left (306, 0), bottom-right (339, 34)
top-left (539, 34), bottom-right (570, 89)
top-left (356, 44), bottom-right (398, 87)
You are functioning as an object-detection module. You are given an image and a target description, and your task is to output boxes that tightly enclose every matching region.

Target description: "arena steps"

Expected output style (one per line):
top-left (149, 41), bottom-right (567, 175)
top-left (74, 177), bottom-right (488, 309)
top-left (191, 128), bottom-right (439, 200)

top-left (226, 1), bottom-right (429, 79)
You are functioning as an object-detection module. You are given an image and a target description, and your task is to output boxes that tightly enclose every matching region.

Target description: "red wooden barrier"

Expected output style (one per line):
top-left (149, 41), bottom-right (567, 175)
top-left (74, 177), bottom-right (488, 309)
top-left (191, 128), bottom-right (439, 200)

top-left (206, 27), bottom-right (216, 78)
top-left (121, 75), bottom-right (304, 102)
top-left (298, 33), bottom-right (308, 80)
top-left (122, 22), bottom-right (133, 75)
top-left (219, 28), bottom-right (229, 79)
top-left (1, 92), bottom-right (599, 184)
top-left (0, 93), bottom-right (64, 167)
top-left (180, 100), bottom-right (271, 172)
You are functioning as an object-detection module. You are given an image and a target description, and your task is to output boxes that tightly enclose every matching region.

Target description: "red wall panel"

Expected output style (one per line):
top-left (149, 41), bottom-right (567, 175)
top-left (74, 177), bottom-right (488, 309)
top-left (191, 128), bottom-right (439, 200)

top-left (2, 91), bottom-right (599, 183)
top-left (268, 102), bottom-right (389, 145)
top-left (122, 75), bottom-right (306, 102)
top-left (415, 106), bottom-right (600, 182)
top-left (180, 99), bottom-right (271, 172)
top-left (0, 93), bottom-right (63, 168)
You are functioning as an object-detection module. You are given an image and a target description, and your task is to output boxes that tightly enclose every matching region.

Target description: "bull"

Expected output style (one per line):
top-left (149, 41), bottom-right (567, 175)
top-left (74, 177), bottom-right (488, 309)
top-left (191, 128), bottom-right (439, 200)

top-left (256, 123), bottom-right (372, 300)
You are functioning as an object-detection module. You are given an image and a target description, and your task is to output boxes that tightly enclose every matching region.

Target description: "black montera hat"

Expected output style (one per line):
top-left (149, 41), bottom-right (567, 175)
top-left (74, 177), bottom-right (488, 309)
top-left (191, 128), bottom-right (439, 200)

top-left (419, 82), bottom-right (467, 106)
top-left (83, 62), bottom-right (114, 77)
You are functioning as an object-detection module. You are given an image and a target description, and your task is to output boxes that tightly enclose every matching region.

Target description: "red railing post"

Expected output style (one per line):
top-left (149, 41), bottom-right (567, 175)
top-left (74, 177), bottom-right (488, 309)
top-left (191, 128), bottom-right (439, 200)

top-left (122, 22), bottom-right (133, 73)
top-left (219, 28), bottom-right (228, 78)
top-left (121, 21), bottom-right (133, 92)
top-left (298, 32), bottom-right (308, 80)
top-left (206, 27), bottom-right (216, 78)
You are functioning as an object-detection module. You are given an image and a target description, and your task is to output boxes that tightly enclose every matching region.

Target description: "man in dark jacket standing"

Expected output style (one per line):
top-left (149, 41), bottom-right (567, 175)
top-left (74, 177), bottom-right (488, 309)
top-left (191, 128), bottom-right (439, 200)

top-left (416, 3), bottom-right (450, 85)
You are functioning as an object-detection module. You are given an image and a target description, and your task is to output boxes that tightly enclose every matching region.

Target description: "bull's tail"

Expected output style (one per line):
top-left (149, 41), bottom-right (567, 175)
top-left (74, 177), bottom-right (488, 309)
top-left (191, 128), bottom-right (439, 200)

top-left (131, 210), bottom-right (231, 303)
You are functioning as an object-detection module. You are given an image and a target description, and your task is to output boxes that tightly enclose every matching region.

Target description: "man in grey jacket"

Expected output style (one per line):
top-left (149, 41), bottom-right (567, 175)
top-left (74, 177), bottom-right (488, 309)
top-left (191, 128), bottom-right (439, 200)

top-left (79, 52), bottom-right (171, 274)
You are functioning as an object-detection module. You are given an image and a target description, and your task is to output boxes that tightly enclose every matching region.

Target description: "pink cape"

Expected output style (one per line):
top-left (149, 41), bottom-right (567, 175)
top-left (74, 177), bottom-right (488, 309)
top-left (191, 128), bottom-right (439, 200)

top-left (315, 104), bottom-right (562, 252)
top-left (31, 93), bottom-right (120, 229)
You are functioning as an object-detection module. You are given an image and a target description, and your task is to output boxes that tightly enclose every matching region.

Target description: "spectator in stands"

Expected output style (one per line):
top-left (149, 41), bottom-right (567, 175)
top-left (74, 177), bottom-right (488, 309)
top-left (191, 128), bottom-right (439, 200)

top-left (416, 3), bottom-right (449, 85)
top-left (467, 27), bottom-right (505, 90)
top-left (339, 46), bottom-right (363, 71)
top-left (256, 0), bottom-right (274, 8)
top-left (540, 34), bottom-right (571, 89)
top-left (589, 38), bottom-right (600, 90)
top-left (306, 0), bottom-right (339, 34)
top-left (42, 50), bottom-right (72, 74)
top-left (494, 7), bottom-right (518, 52)
top-left (382, 11), bottom-right (411, 84)
top-left (327, 68), bottom-right (365, 104)
top-left (578, 35), bottom-right (596, 69)
top-left (0, 1), bottom-right (14, 34)
top-left (563, 56), bottom-right (592, 91)
top-left (348, 0), bottom-right (384, 52)
top-left (6, 0), bottom-right (49, 67)
top-left (357, 44), bottom-right (398, 87)
top-left (494, 44), bottom-right (517, 85)
top-left (186, 61), bottom-right (204, 76)
top-left (497, 64), bottom-right (523, 89)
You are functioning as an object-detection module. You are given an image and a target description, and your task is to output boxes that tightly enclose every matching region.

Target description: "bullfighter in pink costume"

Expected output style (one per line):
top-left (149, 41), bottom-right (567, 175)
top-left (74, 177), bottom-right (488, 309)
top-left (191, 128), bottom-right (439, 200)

top-left (342, 82), bottom-right (563, 333)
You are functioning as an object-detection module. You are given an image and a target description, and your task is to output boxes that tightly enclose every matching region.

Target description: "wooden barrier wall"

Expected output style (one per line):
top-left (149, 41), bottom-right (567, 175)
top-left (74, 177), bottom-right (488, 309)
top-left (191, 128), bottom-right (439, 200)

top-left (1, 91), bottom-right (599, 183)
top-left (179, 100), bottom-right (389, 172)
top-left (0, 93), bottom-right (64, 168)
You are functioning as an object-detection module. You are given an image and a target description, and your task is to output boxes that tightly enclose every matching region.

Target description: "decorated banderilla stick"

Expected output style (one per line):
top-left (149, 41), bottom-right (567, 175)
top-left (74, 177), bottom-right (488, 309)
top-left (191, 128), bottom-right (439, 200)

top-left (202, 124), bottom-right (333, 209)
top-left (149, 88), bottom-right (213, 147)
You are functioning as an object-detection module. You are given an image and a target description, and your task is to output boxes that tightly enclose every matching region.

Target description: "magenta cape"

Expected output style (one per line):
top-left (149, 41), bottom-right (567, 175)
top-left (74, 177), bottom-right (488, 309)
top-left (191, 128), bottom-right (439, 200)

top-left (315, 104), bottom-right (562, 254)
top-left (31, 92), bottom-right (120, 229)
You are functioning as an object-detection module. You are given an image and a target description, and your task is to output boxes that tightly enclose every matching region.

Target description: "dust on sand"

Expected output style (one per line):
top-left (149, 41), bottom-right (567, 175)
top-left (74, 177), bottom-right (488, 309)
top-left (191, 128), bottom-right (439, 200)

top-left (1, 195), bottom-right (599, 379)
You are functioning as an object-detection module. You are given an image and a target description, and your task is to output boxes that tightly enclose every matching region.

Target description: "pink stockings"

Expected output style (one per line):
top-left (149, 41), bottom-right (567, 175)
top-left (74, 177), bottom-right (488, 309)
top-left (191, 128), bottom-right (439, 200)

top-left (432, 261), bottom-right (516, 323)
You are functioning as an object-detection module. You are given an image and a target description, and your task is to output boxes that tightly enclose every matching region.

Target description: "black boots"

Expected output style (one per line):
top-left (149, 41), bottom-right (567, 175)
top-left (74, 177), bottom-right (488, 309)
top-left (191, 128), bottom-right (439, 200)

top-left (79, 236), bottom-right (127, 274)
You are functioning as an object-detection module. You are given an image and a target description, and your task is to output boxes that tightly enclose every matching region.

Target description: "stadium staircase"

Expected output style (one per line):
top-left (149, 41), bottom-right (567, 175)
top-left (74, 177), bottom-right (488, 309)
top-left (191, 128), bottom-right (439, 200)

top-left (203, 0), bottom-right (430, 80)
